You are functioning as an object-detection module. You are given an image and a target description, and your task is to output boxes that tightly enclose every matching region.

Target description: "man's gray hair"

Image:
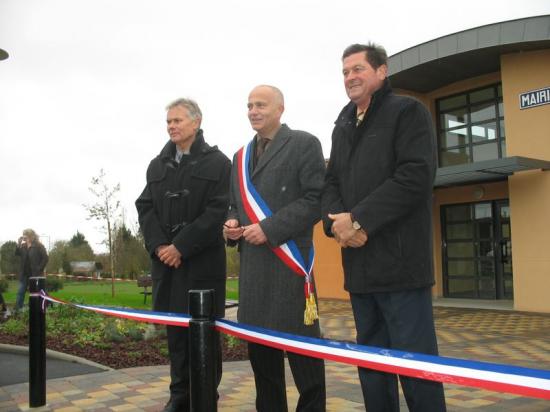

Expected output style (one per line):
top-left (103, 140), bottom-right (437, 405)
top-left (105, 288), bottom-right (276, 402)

top-left (166, 98), bottom-right (203, 124)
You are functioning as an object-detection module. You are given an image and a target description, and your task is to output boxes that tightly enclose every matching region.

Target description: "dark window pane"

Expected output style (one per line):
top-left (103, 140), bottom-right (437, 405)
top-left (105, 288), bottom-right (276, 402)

top-left (504, 277), bottom-right (513, 298)
top-left (501, 223), bottom-right (510, 238)
top-left (440, 147), bottom-right (470, 166)
top-left (470, 87), bottom-right (495, 104)
top-left (478, 276), bottom-right (496, 298)
top-left (447, 222), bottom-right (474, 239)
top-left (438, 94), bottom-right (467, 111)
top-left (497, 84), bottom-right (502, 97)
top-left (501, 140), bottom-right (507, 157)
top-left (446, 205), bottom-right (471, 221)
top-left (477, 240), bottom-right (494, 257)
top-left (448, 242), bottom-right (475, 258)
top-left (448, 260), bottom-right (475, 276)
top-left (440, 107), bottom-right (468, 130)
top-left (476, 221), bottom-right (493, 239)
top-left (471, 102), bottom-right (496, 123)
top-left (439, 129), bottom-right (468, 148)
top-left (448, 278), bottom-right (475, 297)
top-left (472, 142), bottom-right (498, 162)
top-left (479, 260), bottom-right (495, 277)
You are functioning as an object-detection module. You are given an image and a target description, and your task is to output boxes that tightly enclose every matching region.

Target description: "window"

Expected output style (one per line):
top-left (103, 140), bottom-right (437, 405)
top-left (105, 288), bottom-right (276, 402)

top-left (437, 84), bottom-right (505, 167)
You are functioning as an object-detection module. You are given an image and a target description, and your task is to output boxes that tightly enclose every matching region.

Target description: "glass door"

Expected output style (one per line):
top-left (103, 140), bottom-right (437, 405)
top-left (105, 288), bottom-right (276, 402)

top-left (442, 200), bottom-right (513, 299)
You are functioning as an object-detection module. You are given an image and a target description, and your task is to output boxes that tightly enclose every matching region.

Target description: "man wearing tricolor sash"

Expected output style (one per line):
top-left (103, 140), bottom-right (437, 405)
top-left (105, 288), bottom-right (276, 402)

top-left (224, 85), bottom-right (326, 411)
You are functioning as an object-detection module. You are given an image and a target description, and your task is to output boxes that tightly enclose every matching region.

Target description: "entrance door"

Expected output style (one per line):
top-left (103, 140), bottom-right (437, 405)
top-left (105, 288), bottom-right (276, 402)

top-left (442, 200), bottom-right (513, 299)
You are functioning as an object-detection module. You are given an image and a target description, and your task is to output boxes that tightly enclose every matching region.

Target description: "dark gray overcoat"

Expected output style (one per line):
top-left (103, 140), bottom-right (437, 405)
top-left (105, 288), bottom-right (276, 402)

top-left (227, 124), bottom-right (326, 337)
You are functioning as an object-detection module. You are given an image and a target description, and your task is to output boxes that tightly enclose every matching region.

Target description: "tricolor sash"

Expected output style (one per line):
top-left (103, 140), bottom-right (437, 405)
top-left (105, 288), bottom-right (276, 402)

top-left (237, 140), bottom-right (318, 325)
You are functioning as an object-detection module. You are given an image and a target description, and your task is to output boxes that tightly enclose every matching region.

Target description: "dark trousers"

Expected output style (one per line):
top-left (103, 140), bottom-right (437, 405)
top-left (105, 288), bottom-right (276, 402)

top-left (166, 325), bottom-right (222, 410)
top-left (350, 287), bottom-right (446, 412)
top-left (248, 342), bottom-right (326, 412)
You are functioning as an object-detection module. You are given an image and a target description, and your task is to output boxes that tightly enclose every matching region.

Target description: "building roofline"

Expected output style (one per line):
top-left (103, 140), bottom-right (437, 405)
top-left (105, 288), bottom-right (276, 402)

top-left (388, 15), bottom-right (550, 93)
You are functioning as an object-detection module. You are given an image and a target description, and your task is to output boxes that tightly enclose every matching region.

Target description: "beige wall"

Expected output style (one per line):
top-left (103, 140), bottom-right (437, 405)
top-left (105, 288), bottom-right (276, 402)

top-left (501, 49), bottom-right (550, 312)
top-left (313, 223), bottom-right (347, 300)
top-left (501, 49), bottom-right (550, 159)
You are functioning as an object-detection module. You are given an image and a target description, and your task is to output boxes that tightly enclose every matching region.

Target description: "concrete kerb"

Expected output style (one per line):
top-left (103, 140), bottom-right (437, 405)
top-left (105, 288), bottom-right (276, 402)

top-left (0, 343), bottom-right (113, 371)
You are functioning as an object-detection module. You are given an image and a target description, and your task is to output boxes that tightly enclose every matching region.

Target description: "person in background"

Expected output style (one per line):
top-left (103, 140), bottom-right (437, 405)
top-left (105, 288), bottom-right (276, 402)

top-left (136, 98), bottom-right (231, 412)
top-left (15, 229), bottom-right (48, 311)
top-left (322, 43), bottom-right (446, 411)
top-left (224, 85), bottom-right (326, 411)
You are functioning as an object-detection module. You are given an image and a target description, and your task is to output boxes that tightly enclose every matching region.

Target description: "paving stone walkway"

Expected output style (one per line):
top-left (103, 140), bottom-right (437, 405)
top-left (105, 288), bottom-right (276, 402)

top-left (1, 299), bottom-right (549, 411)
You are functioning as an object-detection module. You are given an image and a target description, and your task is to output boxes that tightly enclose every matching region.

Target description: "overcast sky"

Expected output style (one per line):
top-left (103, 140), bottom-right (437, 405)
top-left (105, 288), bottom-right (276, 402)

top-left (1, 0), bottom-right (549, 253)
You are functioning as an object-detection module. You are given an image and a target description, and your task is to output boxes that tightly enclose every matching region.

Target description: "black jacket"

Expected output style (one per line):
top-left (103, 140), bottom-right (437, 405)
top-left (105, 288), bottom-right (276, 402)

top-left (136, 131), bottom-right (231, 314)
top-left (16, 242), bottom-right (48, 279)
top-left (322, 80), bottom-right (436, 293)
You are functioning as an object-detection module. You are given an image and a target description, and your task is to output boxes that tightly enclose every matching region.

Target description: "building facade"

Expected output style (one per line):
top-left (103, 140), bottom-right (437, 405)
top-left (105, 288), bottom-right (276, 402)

top-left (314, 15), bottom-right (550, 313)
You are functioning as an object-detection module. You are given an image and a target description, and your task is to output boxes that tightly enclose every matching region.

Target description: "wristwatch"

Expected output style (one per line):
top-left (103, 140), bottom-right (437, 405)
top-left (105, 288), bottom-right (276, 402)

top-left (351, 214), bottom-right (361, 230)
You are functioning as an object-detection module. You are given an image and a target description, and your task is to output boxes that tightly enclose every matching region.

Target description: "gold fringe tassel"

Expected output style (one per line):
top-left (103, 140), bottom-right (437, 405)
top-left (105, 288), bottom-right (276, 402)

top-left (303, 294), bottom-right (319, 325)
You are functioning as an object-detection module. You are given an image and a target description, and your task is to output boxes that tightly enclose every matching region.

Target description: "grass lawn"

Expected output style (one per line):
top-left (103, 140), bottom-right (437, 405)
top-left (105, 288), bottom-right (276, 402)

top-left (2, 278), bottom-right (239, 310)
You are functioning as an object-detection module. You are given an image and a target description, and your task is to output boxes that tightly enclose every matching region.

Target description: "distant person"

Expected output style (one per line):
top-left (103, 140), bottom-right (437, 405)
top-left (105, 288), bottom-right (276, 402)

top-left (15, 229), bottom-right (48, 311)
top-left (322, 43), bottom-right (446, 411)
top-left (136, 98), bottom-right (231, 412)
top-left (224, 85), bottom-right (326, 411)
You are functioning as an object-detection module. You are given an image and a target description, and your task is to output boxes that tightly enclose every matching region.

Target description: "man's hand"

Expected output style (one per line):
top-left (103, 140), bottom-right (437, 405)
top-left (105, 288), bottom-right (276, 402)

top-left (223, 219), bottom-right (243, 241)
top-left (328, 213), bottom-right (356, 246)
top-left (157, 244), bottom-right (182, 268)
top-left (242, 223), bottom-right (268, 245)
top-left (345, 229), bottom-right (368, 248)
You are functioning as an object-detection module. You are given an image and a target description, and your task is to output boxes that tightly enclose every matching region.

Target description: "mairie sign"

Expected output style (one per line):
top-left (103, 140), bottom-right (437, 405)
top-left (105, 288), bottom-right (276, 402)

top-left (519, 87), bottom-right (550, 110)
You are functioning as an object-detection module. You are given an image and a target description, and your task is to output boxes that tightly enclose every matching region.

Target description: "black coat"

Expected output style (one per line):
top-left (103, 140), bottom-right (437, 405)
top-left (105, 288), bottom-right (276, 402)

top-left (136, 131), bottom-right (231, 316)
top-left (15, 242), bottom-right (48, 280)
top-left (322, 80), bottom-right (436, 293)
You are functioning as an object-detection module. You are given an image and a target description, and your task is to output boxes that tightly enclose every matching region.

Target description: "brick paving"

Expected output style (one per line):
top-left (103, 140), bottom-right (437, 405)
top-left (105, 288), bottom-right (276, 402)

top-left (0, 299), bottom-right (549, 411)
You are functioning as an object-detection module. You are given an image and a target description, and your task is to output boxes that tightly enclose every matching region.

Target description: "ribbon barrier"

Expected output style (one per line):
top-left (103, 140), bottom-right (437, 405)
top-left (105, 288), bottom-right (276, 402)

top-left (37, 291), bottom-right (550, 401)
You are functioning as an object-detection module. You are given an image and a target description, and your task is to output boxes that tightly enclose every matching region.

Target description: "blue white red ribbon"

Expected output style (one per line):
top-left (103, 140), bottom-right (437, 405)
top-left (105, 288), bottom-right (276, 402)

top-left (236, 142), bottom-right (315, 295)
top-left (37, 291), bottom-right (550, 400)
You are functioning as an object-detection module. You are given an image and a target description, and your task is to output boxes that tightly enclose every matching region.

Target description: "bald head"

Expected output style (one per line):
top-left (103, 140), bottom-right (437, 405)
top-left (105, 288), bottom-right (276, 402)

top-left (247, 84), bottom-right (285, 138)
top-left (250, 85), bottom-right (285, 106)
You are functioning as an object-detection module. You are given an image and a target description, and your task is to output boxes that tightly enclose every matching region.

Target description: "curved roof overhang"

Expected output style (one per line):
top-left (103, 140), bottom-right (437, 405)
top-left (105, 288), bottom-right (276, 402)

top-left (388, 15), bottom-right (550, 93)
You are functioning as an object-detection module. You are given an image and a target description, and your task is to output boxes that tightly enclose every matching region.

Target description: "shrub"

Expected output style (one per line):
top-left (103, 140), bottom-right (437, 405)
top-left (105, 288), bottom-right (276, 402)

top-left (1, 317), bottom-right (26, 335)
top-left (0, 277), bottom-right (8, 293)
top-left (45, 277), bottom-right (64, 292)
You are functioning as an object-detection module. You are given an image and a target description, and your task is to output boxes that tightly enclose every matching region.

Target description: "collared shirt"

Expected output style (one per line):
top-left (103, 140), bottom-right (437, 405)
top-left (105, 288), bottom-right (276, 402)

top-left (356, 110), bottom-right (366, 126)
top-left (175, 147), bottom-right (190, 163)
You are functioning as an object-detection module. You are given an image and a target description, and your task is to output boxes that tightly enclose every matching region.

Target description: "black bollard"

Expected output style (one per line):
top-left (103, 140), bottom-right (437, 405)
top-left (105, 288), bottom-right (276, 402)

top-left (188, 289), bottom-right (217, 412)
top-left (29, 276), bottom-right (46, 407)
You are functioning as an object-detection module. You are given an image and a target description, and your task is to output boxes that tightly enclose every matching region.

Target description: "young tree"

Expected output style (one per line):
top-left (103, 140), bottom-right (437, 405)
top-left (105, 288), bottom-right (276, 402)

top-left (83, 169), bottom-right (121, 297)
top-left (113, 223), bottom-right (150, 279)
